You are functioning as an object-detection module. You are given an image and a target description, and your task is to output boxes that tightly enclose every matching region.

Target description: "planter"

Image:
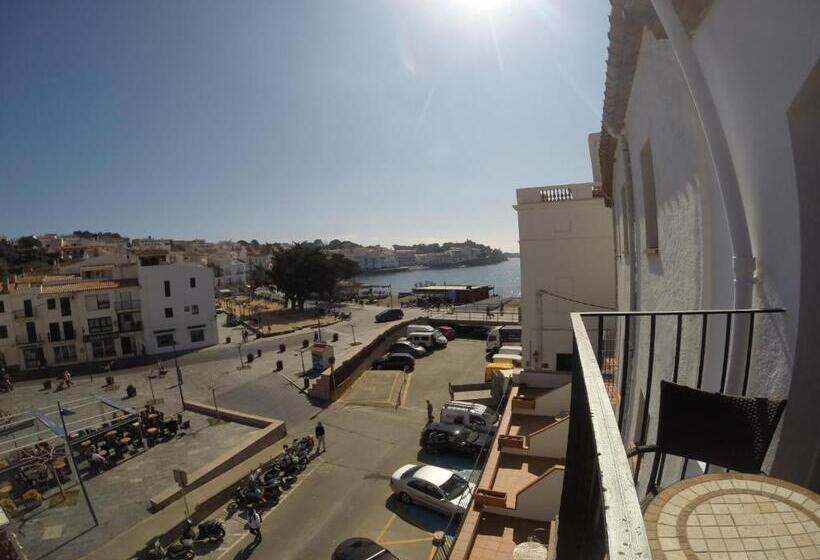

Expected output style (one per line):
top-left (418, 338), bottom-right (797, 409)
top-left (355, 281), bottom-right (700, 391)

top-left (279, 343), bottom-right (286, 353)
top-left (257, 349), bottom-right (262, 358)
top-left (474, 488), bottom-right (508, 508)
top-left (246, 353), bottom-right (254, 363)
top-left (42, 380), bottom-right (52, 390)
top-left (276, 360), bottom-right (283, 371)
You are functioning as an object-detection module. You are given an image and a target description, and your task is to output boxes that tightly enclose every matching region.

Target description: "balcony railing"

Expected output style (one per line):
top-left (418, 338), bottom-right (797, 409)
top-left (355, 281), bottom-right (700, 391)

top-left (13, 309), bottom-right (35, 320)
top-left (119, 321), bottom-right (143, 333)
top-left (16, 334), bottom-right (43, 346)
top-left (557, 308), bottom-right (785, 559)
top-left (115, 299), bottom-right (141, 312)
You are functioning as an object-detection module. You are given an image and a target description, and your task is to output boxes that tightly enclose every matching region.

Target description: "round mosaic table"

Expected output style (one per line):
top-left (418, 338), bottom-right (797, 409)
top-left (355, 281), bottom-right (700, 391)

top-left (644, 472), bottom-right (820, 560)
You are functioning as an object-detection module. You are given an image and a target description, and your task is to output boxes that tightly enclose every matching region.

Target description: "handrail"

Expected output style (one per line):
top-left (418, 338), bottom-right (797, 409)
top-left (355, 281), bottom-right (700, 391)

top-left (579, 307), bottom-right (785, 317)
top-left (557, 313), bottom-right (650, 560)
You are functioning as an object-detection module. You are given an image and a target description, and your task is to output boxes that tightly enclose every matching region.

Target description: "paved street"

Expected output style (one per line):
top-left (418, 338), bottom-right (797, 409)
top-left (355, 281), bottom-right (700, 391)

top-left (198, 338), bottom-right (489, 560)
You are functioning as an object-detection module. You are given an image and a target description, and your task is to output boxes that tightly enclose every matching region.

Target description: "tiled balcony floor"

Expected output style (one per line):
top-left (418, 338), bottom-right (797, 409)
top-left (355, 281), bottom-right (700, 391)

top-left (492, 455), bottom-right (562, 508)
top-left (508, 413), bottom-right (556, 437)
top-left (466, 513), bottom-right (550, 560)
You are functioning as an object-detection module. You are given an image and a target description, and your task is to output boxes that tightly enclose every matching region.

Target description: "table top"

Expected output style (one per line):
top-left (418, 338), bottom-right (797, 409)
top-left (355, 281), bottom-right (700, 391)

top-left (0, 482), bottom-right (13, 494)
top-left (80, 440), bottom-right (92, 447)
top-left (146, 427), bottom-right (159, 434)
top-left (644, 472), bottom-right (820, 560)
top-left (120, 438), bottom-right (131, 445)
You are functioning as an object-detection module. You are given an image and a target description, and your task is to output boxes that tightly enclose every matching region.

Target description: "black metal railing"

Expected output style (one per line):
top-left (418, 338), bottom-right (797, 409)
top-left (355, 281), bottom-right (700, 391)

top-left (557, 308), bottom-right (786, 560)
top-left (114, 299), bottom-right (141, 312)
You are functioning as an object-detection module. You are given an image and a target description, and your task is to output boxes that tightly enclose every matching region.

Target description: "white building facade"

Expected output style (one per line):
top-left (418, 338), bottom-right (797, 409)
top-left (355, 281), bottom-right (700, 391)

top-left (515, 181), bottom-right (615, 382)
top-left (601, 0), bottom-right (820, 489)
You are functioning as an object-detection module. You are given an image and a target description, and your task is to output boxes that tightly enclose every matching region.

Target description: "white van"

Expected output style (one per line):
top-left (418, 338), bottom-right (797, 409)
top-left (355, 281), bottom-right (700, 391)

top-left (407, 331), bottom-right (447, 350)
top-left (498, 345), bottom-right (523, 357)
top-left (439, 401), bottom-right (499, 434)
top-left (492, 354), bottom-right (522, 367)
top-left (486, 326), bottom-right (522, 352)
top-left (407, 324), bottom-right (435, 335)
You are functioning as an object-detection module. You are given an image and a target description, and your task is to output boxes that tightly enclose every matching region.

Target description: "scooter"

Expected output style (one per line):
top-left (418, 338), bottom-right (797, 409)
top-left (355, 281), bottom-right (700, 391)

top-left (182, 519), bottom-right (226, 543)
top-left (0, 380), bottom-right (12, 393)
top-left (148, 539), bottom-right (193, 560)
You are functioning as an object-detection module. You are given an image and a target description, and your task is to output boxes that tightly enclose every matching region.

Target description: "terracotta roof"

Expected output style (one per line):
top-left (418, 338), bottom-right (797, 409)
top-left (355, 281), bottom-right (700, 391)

top-left (597, 0), bottom-right (712, 206)
top-left (39, 278), bottom-right (139, 295)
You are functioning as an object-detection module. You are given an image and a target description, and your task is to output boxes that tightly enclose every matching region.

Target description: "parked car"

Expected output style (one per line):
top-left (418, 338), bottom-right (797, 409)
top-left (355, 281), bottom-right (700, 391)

top-left (439, 401), bottom-right (500, 434)
top-left (372, 353), bottom-right (415, 372)
top-left (389, 340), bottom-right (426, 357)
top-left (406, 331), bottom-right (448, 350)
top-left (375, 308), bottom-right (404, 323)
top-left (419, 422), bottom-right (492, 456)
top-left (437, 325), bottom-right (456, 340)
top-left (332, 538), bottom-right (399, 560)
top-left (389, 464), bottom-right (475, 516)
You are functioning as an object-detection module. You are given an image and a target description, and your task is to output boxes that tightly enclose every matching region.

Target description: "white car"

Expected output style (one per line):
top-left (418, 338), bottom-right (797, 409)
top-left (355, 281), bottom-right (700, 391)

top-left (389, 464), bottom-right (474, 516)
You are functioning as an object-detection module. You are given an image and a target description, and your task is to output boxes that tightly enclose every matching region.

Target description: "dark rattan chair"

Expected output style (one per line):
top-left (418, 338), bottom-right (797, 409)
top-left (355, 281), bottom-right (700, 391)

top-left (628, 380), bottom-right (786, 495)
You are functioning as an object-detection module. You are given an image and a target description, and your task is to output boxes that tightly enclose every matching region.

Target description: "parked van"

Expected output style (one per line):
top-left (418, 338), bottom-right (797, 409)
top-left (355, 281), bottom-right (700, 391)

top-left (484, 360), bottom-right (515, 381)
top-left (492, 354), bottom-right (522, 367)
top-left (498, 345), bottom-right (523, 356)
top-left (407, 331), bottom-right (447, 350)
top-left (486, 325), bottom-right (522, 352)
top-left (407, 324), bottom-right (435, 335)
top-left (439, 401), bottom-right (499, 434)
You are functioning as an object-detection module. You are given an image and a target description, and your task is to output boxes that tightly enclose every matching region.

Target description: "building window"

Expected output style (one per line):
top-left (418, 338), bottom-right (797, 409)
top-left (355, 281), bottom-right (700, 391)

top-left (88, 316), bottom-right (113, 334)
top-left (49, 322), bottom-right (61, 342)
top-left (63, 321), bottom-right (75, 340)
top-left (91, 337), bottom-right (116, 358)
top-left (47, 298), bottom-right (56, 310)
top-left (0, 301), bottom-right (4, 313)
top-left (191, 304), bottom-right (199, 315)
top-left (0, 326), bottom-right (7, 339)
top-left (156, 333), bottom-right (175, 348)
top-left (54, 345), bottom-right (77, 363)
top-left (184, 306), bottom-right (190, 312)
top-left (190, 277), bottom-right (196, 288)
top-left (85, 293), bottom-right (110, 311)
top-left (640, 140), bottom-right (660, 252)
top-left (164, 280), bottom-right (171, 297)
top-left (190, 329), bottom-right (205, 343)
top-left (164, 307), bottom-right (173, 318)
top-left (60, 297), bottom-right (71, 317)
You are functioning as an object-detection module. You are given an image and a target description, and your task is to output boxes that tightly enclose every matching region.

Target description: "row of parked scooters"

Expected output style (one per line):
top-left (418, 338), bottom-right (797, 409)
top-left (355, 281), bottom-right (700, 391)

top-left (148, 435), bottom-right (316, 559)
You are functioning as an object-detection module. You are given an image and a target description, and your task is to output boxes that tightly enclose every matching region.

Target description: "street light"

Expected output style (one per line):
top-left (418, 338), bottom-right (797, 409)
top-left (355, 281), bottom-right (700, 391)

top-left (172, 340), bottom-right (185, 408)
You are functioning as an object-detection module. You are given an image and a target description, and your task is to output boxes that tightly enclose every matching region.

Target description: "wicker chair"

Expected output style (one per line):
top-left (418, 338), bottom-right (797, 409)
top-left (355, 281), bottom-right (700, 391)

top-left (628, 380), bottom-right (786, 496)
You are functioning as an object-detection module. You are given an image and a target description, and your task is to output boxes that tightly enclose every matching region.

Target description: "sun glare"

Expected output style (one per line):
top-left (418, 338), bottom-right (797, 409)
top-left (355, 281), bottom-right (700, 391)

top-left (453, 0), bottom-right (511, 17)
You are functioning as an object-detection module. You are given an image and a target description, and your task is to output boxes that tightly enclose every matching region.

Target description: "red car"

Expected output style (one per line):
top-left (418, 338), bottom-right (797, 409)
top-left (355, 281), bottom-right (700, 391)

top-left (437, 325), bottom-right (456, 340)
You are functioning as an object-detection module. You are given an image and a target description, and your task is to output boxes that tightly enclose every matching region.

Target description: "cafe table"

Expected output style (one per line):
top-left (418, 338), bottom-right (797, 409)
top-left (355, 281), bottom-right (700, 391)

top-left (644, 472), bottom-right (819, 560)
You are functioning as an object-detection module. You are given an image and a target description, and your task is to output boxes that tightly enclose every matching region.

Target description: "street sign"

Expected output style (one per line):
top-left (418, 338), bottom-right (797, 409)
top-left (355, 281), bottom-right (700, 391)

top-left (173, 469), bottom-right (188, 488)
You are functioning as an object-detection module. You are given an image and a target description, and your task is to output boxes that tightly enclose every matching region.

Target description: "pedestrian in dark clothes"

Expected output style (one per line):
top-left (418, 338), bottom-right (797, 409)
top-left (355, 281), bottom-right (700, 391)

top-left (315, 422), bottom-right (326, 453)
top-left (247, 507), bottom-right (262, 543)
top-left (426, 400), bottom-right (434, 424)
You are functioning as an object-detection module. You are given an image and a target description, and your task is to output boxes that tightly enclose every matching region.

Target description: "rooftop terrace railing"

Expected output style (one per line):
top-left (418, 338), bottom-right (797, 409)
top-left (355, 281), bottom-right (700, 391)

top-left (557, 307), bottom-right (786, 560)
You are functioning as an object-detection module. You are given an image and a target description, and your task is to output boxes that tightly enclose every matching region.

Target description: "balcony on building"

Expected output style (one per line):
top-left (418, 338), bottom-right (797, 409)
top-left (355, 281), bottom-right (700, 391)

top-left (445, 307), bottom-right (809, 560)
top-left (13, 308), bottom-right (36, 320)
top-left (16, 334), bottom-right (43, 347)
top-left (114, 299), bottom-right (141, 312)
top-left (119, 320), bottom-right (143, 333)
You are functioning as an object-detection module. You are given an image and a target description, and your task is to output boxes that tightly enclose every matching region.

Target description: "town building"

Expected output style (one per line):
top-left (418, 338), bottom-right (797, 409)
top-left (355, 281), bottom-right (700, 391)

top-left (514, 176), bottom-right (615, 381)
top-left (0, 261), bottom-right (216, 373)
top-left (411, 284), bottom-right (492, 304)
top-left (327, 246), bottom-right (398, 271)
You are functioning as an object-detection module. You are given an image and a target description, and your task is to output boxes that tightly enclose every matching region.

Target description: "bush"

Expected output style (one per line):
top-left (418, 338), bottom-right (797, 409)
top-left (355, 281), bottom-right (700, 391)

top-left (126, 384), bottom-right (137, 398)
top-left (0, 498), bottom-right (17, 513)
top-left (23, 489), bottom-right (42, 503)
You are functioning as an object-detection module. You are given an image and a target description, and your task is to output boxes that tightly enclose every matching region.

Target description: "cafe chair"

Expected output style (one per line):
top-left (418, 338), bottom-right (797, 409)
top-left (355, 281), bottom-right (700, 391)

top-left (627, 380), bottom-right (786, 496)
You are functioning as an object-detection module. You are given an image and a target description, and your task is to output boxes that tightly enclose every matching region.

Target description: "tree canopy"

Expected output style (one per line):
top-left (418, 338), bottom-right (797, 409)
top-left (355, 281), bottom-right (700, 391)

top-left (265, 243), bottom-right (358, 309)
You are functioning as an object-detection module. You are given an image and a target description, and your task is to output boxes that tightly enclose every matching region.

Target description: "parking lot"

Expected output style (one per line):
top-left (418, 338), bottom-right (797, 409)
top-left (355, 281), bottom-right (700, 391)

top-left (207, 337), bottom-right (490, 560)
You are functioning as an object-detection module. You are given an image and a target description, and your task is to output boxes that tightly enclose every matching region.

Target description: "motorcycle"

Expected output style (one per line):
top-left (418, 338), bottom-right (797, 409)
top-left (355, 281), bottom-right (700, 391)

top-left (181, 519), bottom-right (226, 544)
top-left (261, 467), bottom-right (295, 491)
top-left (148, 539), bottom-right (193, 560)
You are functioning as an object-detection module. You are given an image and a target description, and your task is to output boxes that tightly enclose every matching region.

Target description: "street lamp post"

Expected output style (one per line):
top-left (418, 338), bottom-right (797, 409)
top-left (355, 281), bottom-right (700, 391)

top-left (172, 340), bottom-right (184, 407)
top-left (350, 323), bottom-right (359, 346)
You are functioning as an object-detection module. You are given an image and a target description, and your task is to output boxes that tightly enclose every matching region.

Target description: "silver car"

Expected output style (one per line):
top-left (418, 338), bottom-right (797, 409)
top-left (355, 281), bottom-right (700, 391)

top-left (389, 464), bottom-right (475, 516)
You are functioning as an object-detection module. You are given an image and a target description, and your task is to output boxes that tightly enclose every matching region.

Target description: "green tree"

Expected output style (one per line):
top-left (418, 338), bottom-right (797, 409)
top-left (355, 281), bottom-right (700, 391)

top-left (270, 243), bottom-right (358, 309)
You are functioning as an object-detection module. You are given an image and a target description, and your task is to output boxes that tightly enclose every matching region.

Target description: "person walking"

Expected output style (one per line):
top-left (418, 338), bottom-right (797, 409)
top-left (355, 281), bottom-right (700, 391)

top-left (63, 370), bottom-right (72, 387)
top-left (315, 422), bottom-right (326, 454)
top-left (247, 507), bottom-right (262, 543)
top-left (426, 400), bottom-right (434, 424)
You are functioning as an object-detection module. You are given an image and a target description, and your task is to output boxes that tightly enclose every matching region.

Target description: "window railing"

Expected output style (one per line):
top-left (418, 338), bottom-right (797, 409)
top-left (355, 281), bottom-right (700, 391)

top-left (13, 309), bottom-right (35, 319)
top-left (115, 299), bottom-right (141, 311)
top-left (557, 308), bottom-right (786, 559)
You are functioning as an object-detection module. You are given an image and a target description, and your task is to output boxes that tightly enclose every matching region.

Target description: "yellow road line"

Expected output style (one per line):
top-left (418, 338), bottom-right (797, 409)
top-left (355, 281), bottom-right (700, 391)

top-left (401, 372), bottom-right (414, 406)
top-left (375, 513), bottom-right (397, 543)
top-left (379, 537), bottom-right (433, 546)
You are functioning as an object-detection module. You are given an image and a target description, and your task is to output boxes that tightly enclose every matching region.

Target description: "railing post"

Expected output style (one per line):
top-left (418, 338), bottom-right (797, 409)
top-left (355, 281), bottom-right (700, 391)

top-left (618, 315), bottom-right (630, 431)
top-left (634, 314), bottom-right (656, 486)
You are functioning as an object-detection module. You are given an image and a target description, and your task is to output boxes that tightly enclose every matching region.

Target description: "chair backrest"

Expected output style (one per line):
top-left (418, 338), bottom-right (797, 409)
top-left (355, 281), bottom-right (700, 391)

top-left (655, 380), bottom-right (786, 473)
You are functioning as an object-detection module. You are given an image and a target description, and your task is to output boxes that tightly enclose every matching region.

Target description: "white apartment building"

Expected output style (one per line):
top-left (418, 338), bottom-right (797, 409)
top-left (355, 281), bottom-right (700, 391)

top-left (328, 246), bottom-right (398, 271)
top-left (139, 263), bottom-right (218, 355)
top-left (393, 250), bottom-right (418, 267)
top-left (0, 262), bottom-right (217, 372)
top-left (600, 0), bottom-right (819, 489)
top-left (515, 179), bottom-right (615, 383)
top-left (209, 253), bottom-right (248, 290)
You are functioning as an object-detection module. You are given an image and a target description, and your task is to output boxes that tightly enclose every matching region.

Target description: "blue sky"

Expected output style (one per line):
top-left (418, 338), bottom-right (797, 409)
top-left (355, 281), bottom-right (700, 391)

top-left (0, 0), bottom-right (609, 252)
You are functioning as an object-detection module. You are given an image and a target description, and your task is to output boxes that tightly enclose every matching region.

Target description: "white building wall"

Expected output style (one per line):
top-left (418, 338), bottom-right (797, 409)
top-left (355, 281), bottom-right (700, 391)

top-left (139, 264), bottom-right (217, 355)
top-left (516, 183), bottom-right (615, 383)
top-left (0, 294), bottom-right (16, 369)
top-left (607, 1), bottom-right (820, 488)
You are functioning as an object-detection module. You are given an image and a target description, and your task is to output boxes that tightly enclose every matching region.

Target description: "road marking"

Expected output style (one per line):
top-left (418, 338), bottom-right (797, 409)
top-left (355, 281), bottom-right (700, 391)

top-left (375, 513), bottom-right (397, 543)
top-left (400, 373), bottom-right (414, 406)
top-left (379, 537), bottom-right (433, 546)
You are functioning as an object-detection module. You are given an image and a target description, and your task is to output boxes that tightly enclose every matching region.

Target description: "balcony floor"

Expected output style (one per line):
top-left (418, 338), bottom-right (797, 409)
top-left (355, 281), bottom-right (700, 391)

top-left (467, 513), bottom-right (550, 560)
top-left (508, 413), bottom-right (556, 437)
top-left (492, 455), bottom-right (562, 508)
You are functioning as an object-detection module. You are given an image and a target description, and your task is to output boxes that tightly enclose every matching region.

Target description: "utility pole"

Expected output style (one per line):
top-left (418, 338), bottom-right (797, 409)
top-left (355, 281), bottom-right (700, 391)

top-left (350, 323), bottom-right (359, 346)
top-left (172, 340), bottom-right (184, 407)
top-left (57, 401), bottom-right (98, 526)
